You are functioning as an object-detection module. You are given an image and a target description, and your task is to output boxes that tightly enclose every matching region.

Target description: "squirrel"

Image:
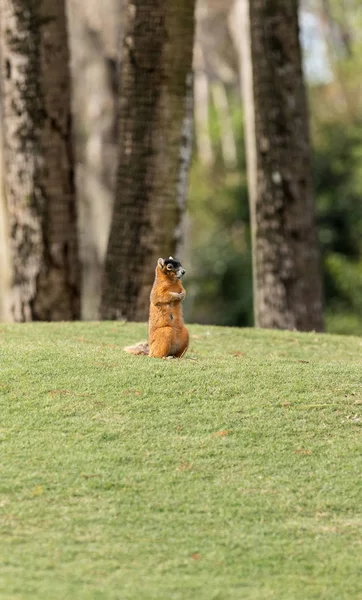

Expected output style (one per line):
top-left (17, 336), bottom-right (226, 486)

top-left (124, 257), bottom-right (189, 359)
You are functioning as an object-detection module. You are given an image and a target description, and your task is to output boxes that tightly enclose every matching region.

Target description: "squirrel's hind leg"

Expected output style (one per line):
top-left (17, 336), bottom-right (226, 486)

top-left (149, 328), bottom-right (173, 358)
top-left (173, 327), bottom-right (189, 358)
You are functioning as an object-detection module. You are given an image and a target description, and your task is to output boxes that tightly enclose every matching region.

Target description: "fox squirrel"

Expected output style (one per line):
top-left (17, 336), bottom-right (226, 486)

top-left (124, 257), bottom-right (189, 359)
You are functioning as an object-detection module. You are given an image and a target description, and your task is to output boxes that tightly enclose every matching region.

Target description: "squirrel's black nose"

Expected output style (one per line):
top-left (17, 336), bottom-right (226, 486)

top-left (181, 269), bottom-right (185, 275)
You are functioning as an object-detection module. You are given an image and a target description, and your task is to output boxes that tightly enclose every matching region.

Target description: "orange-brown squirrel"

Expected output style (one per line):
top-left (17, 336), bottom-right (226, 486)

top-left (124, 257), bottom-right (189, 359)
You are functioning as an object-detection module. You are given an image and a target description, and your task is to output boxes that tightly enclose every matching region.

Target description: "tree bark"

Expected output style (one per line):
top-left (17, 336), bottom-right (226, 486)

top-left (246, 0), bottom-right (323, 331)
top-left (100, 0), bottom-right (196, 321)
top-left (0, 0), bottom-right (80, 321)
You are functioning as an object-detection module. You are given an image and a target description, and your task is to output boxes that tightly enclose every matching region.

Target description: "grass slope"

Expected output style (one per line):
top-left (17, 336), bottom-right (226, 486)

top-left (1, 322), bottom-right (362, 600)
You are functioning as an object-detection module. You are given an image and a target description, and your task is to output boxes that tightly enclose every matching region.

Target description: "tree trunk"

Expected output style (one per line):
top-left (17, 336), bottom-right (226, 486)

top-left (100, 0), bottom-right (196, 321)
top-left (229, 0), bottom-right (258, 325)
top-left (194, 40), bottom-right (214, 168)
top-left (0, 149), bottom-right (12, 321)
top-left (211, 80), bottom-right (237, 169)
top-left (245, 0), bottom-right (323, 331)
top-left (0, 0), bottom-right (80, 321)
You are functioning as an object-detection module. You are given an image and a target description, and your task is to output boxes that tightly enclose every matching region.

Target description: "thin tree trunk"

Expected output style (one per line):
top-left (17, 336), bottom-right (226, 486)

top-left (321, 0), bottom-right (352, 58)
top-left (0, 152), bottom-right (12, 321)
top-left (229, 0), bottom-right (258, 324)
top-left (246, 0), bottom-right (324, 331)
top-left (317, 0), bottom-right (353, 118)
top-left (100, 0), bottom-right (196, 321)
top-left (210, 80), bottom-right (237, 169)
top-left (0, 0), bottom-right (80, 321)
top-left (194, 41), bottom-right (214, 168)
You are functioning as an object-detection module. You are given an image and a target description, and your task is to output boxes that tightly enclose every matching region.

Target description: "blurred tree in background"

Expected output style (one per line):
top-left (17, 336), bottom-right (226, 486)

top-left (244, 0), bottom-right (323, 331)
top-left (67, 0), bottom-right (122, 320)
top-left (0, 0), bottom-right (361, 333)
top-left (100, 0), bottom-right (196, 321)
top-left (185, 0), bottom-right (362, 335)
top-left (185, 99), bottom-right (253, 326)
top-left (0, 0), bottom-right (79, 321)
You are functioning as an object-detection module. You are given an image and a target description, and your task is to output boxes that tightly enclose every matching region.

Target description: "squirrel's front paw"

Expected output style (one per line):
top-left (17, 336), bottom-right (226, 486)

top-left (171, 291), bottom-right (185, 301)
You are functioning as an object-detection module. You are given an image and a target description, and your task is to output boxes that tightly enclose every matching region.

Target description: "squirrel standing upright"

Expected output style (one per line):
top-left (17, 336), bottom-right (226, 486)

top-left (124, 257), bottom-right (189, 359)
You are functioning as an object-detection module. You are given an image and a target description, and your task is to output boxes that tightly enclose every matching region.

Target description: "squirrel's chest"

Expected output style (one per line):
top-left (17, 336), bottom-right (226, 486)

top-left (166, 302), bottom-right (175, 320)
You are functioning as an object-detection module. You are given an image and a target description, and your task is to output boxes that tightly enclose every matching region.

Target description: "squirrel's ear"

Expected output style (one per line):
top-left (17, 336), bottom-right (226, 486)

top-left (157, 258), bottom-right (165, 268)
top-left (169, 256), bottom-right (174, 260)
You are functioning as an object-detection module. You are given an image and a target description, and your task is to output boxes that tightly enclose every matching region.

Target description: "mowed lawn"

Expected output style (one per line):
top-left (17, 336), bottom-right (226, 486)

top-left (1, 322), bottom-right (362, 599)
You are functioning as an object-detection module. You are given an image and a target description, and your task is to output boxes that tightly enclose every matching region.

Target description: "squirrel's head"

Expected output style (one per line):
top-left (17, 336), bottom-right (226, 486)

top-left (157, 257), bottom-right (186, 280)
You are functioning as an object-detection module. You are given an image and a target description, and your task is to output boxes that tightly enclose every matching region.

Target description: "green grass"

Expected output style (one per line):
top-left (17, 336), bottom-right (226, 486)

top-left (1, 322), bottom-right (362, 599)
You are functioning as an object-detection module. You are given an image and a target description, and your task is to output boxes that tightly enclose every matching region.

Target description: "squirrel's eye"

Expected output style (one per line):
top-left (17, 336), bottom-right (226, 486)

top-left (167, 264), bottom-right (173, 270)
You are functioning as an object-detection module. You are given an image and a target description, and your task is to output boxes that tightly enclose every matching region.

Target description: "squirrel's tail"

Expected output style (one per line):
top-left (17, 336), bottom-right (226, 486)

top-left (123, 340), bottom-right (149, 356)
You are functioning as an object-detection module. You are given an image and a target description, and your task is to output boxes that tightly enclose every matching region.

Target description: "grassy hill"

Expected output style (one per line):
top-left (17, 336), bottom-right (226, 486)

top-left (1, 322), bottom-right (362, 599)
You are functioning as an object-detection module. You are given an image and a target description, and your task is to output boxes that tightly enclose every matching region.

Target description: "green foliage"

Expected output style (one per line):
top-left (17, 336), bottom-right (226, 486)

top-left (310, 95), bottom-right (362, 333)
top-left (1, 322), bottom-right (362, 599)
top-left (186, 163), bottom-right (252, 326)
top-left (324, 253), bottom-right (362, 335)
top-left (327, 254), bottom-right (362, 311)
top-left (312, 119), bottom-right (362, 259)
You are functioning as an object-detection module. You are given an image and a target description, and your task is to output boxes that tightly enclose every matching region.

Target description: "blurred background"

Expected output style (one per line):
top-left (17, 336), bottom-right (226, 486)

top-left (187, 0), bottom-right (362, 335)
top-left (0, 0), bottom-right (361, 334)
